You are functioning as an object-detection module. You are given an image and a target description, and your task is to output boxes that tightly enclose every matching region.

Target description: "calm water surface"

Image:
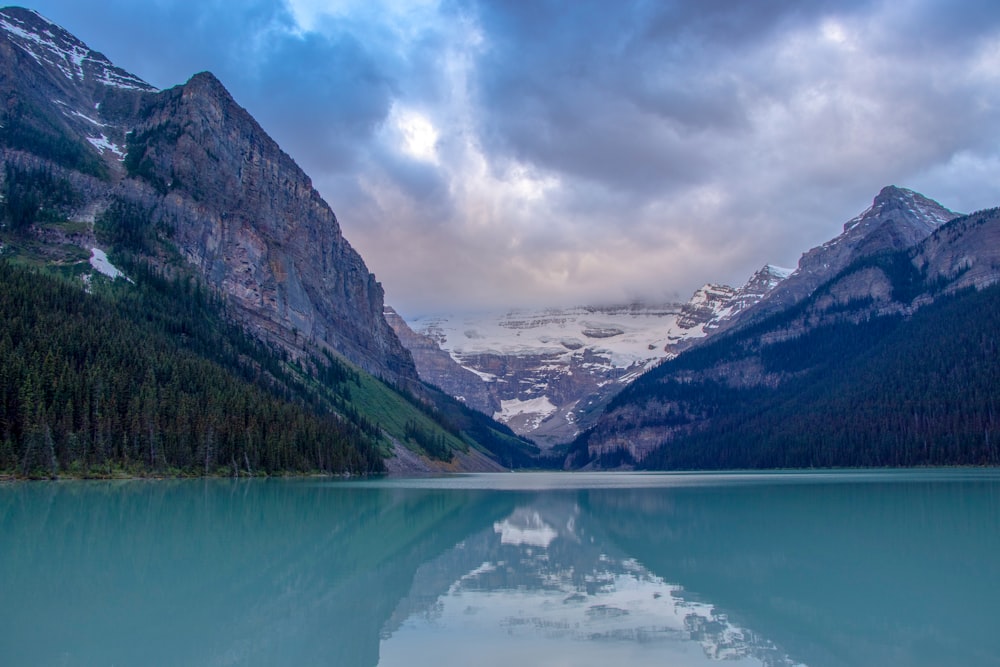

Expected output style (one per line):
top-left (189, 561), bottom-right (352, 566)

top-left (2, 470), bottom-right (999, 666)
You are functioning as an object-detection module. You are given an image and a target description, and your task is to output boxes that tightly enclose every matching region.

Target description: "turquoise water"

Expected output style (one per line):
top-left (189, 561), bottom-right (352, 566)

top-left (1, 470), bottom-right (998, 666)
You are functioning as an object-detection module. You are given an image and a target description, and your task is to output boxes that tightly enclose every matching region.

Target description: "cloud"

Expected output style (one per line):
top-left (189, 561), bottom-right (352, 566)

top-left (27, 0), bottom-right (1000, 316)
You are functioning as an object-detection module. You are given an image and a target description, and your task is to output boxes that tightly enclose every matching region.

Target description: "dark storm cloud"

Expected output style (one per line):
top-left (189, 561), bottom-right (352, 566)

top-left (23, 0), bottom-right (1000, 314)
top-left (469, 0), bottom-right (875, 192)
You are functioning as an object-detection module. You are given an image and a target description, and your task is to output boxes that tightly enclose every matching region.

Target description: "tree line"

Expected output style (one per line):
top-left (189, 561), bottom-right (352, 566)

top-left (0, 260), bottom-right (385, 477)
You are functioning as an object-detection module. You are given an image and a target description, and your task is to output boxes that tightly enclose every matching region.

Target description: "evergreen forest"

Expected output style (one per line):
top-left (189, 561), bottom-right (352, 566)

top-left (0, 260), bottom-right (391, 477)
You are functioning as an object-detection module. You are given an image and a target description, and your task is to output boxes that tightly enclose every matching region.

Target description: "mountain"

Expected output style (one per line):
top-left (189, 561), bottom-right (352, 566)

top-left (663, 264), bottom-right (794, 354)
top-left (568, 191), bottom-right (1000, 469)
top-left (399, 263), bottom-right (792, 449)
top-left (0, 6), bottom-right (524, 475)
top-left (0, 7), bottom-right (411, 380)
top-left (720, 186), bottom-right (957, 332)
top-left (403, 304), bottom-right (683, 447)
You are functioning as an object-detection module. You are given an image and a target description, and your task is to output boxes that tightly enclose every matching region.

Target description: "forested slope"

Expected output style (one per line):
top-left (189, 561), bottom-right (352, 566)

top-left (569, 282), bottom-right (1000, 469)
top-left (0, 260), bottom-right (388, 477)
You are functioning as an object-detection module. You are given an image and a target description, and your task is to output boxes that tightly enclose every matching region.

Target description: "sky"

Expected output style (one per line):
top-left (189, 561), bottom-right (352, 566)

top-left (25, 0), bottom-right (1000, 316)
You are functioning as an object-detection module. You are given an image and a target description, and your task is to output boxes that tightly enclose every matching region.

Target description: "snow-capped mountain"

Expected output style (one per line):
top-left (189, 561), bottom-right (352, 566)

top-left (571, 187), bottom-right (984, 468)
top-left (0, 7), bottom-right (155, 166)
top-left (662, 264), bottom-right (794, 354)
top-left (404, 304), bottom-right (685, 447)
top-left (399, 264), bottom-right (792, 447)
top-left (0, 8), bottom-right (154, 92)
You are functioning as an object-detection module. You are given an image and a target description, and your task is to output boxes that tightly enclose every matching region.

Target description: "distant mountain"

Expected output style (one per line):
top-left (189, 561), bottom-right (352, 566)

top-left (0, 6), bottom-right (523, 475)
top-left (399, 261), bottom-right (793, 448)
top-left (568, 191), bottom-right (1000, 469)
top-left (663, 264), bottom-right (794, 354)
top-left (402, 304), bottom-right (684, 447)
top-left (384, 306), bottom-right (499, 417)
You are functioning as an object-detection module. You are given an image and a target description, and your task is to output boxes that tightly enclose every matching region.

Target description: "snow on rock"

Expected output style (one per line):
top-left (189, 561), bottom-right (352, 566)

top-left (415, 305), bottom-right (684, 371)
top-left (86, 135), bottom-right (125, 160)
top-left (403, 273), bottom-right (792, 445)
top-left (495, 396), bottom-right (558, 430)
top-left (0, 8), bottom-right (156, 91)
top-left (89, 248), bottom-right (132, 283)
top-left (768, 265), bottom-right (795, 280)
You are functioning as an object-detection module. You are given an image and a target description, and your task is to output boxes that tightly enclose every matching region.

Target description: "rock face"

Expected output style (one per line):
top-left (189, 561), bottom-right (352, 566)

top-left (384, 306), bottom-right (498, 416)
top-left (662, 265), bottom-right (794, 354)
top-left (724, 186), bottom-right (957, 331)
top-left (121, 72), bottom-right (416, 379)
top-left (672, 284), bottom-right (736, 332)
top-left (913, 207), bottom-right (1000, 294)
top-left (0, 7), bottom-right (416, 382)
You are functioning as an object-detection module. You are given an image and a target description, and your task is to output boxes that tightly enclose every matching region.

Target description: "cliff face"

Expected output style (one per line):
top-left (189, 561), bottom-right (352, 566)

top-left (384, 306), bottom-right (498, 415)
top-left (0, 8), bottom-right (415, 382)
top-left (121, 72), bottom-right (415, 379)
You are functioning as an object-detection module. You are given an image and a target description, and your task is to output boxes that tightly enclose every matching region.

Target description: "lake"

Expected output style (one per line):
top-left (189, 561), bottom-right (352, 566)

top-left (2, 470), bottom-right (999, 666)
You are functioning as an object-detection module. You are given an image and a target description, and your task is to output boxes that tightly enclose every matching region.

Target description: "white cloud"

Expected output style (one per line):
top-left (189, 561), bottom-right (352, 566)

top-left (390, 106), bottom-right (440, 163)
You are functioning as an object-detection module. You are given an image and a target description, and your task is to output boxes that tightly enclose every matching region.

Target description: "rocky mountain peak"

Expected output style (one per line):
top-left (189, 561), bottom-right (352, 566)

top-left (674, 283), bottom-right (737, 330)
top-left (665, 264), bottom-right (793, 348)
top-left (717, 264), bottom-right (794, 320)
top-left (721, 186), bottom-right (960, 329)
top-left (183, 70), bottom-right (229, 98)
top-left (844, 185), bottom-right (955, 235)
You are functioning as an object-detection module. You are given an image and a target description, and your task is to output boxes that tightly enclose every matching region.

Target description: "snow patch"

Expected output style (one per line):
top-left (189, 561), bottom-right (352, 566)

top-left (767, 265), bottom-right (794, 279)
top-left (494, 396), bottom-right (557, 429)
top-left (89, 248), bottom-right (131, 283)
top-left (56, 104), bottom-right (105, 126)
top-left (1, 13), bottom-right (88, 81)
top-left (86, 135), bottom-right (125, 160)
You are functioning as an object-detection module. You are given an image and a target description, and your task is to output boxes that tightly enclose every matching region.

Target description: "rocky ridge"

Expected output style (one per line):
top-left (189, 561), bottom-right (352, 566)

top-left (384, 306), bottom-right (499, 416)
top-left (721, 186), bottom-right (958, 333)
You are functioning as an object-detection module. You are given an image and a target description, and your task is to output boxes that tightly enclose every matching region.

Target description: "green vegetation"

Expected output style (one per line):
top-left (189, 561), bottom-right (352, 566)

top-left (95, 197), bottom-right (170, 255)
top-left (123, 122), bottom-right (183, 195)
top-left (0, 174), bottom-right (539, 476)
top-left (0, 260), bottom-right (386, 478)
top-left (1, 165), bottom-right (81, 232)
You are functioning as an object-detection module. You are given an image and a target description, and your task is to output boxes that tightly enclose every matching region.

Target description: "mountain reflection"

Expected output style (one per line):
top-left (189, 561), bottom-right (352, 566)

top-left (3, 472), bottom-right (999, 667)
top-left (379, 494), bottom-right (799, 667)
